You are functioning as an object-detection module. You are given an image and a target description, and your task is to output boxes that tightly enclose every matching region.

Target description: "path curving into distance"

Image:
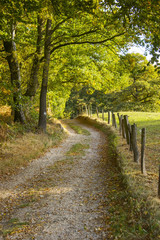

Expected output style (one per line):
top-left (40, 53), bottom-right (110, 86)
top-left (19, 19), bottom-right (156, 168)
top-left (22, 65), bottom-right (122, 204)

top-left (0, 119), bottom-right (111, 240)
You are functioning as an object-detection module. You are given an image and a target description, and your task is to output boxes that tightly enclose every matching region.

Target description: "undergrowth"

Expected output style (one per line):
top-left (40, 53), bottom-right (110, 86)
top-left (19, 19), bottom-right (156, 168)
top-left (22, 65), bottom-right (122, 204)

top-left (0, 106), bottom-right (66, 179)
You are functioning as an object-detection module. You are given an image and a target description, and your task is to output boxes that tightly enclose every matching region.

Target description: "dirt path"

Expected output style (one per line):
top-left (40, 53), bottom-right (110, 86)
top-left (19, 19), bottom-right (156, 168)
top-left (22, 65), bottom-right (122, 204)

top-left (0, 119), bottom-right (111, 240)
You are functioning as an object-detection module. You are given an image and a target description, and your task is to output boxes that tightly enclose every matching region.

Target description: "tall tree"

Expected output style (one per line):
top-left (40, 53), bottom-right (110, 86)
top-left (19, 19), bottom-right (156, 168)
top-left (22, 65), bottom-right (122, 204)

top-left (25, 16), bottom-right (44, 97)
top-left (114, 53), bottom-right (160, 110)
top-left (38, 1), bottom-right (131, 130)
top-left (3, 23), bottom-right (25, 123)
top-left (1, 0), bottom-right (43, 121)
top-left (38, 19), bottom-right (52, 130)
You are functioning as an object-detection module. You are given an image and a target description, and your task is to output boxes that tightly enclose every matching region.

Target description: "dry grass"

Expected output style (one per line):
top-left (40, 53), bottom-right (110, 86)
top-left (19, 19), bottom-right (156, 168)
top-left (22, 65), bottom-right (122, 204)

top-left (79, 116), bottom-right (160, 239)
top-left (0, 128), bottom-right (65, 179)
top-left (0, 106), bottom-right (66, 179)
top-left (92, 112), bottom-right (160, 199)
top-left (117, 136), bottom-right (160, 207)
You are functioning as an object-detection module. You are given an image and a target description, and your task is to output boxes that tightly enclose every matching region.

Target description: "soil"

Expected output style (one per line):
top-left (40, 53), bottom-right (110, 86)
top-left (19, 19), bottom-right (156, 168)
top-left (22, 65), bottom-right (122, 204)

top-left (0, 119), bottom-right (112, 240)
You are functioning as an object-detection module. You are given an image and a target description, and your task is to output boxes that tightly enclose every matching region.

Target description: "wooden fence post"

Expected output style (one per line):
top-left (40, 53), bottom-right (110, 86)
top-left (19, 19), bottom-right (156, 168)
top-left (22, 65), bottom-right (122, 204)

top-left (131, 124), bottom-right (139, 163)
top-left (119, 115), bottom-right (123, 135)
top-left (102, 108), bottom-right (104, 121)
top-left (122, 118), bottom-right (126, 139)
top-left (96, 107), bottom-right (99, 118)
top-left (124, 115), bottom-right (130, 145)
top-left (141, 128), bottom-right (146, 175)
top-left (113, 113), bottom-right (117, 128)
top-left (158, 166), bottom-right (160, 198)
top-left (128, 123), bottom-right (132, 151)
top-left (108, 111), bottom-right (111, 124)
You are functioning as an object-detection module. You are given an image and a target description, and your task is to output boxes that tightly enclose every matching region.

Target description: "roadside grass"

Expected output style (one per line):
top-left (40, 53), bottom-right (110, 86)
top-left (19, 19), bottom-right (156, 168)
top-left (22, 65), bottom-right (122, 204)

top-left (92, 111), bottom-right (160, 196)
top-left (0, 106), bottom-right (66, 179)
top-left (79, 116), bottom-right (160, 240)
top-left (67, 122), bottom-right (91, 135)
top-left (66, 143), bottom-right (90, 156)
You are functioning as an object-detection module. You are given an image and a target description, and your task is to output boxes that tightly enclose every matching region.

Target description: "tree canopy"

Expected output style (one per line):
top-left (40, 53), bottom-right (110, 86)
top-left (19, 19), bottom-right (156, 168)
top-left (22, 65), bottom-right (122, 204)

top-left (0, 0), bottom-right (160, 129)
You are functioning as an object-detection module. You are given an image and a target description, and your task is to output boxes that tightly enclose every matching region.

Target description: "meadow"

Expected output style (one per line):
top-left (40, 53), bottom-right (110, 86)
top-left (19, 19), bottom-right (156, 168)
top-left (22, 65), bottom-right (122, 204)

top-left (92, 111), bottom-right (160, 200)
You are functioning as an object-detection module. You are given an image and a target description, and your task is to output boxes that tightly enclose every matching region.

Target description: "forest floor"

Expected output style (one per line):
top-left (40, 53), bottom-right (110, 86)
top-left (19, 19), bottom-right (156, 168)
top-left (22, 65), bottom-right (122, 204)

top-left (0, 118), bottom-right (159, 240)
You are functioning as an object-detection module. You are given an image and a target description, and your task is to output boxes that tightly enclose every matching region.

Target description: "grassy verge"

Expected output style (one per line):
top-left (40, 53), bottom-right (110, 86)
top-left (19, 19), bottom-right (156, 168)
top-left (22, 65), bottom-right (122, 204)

top-left (66, 143), bottom-right (89, 156)
top-left (78, 116), bottom-right (160, 240)
top-left (0, 106), bottom-right (66, 179)
top-left (92, 112), bottom-right (160, 197)
top-left (67, 122), bottom-right (91, 135)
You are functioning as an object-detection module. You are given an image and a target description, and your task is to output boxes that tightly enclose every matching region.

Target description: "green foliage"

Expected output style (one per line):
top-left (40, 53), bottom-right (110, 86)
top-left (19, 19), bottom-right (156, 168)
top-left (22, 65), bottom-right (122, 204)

top-left (1, 0), bottom-right (160, 125)
top-left (114, 53), bottom-right (160, 111)
top-left (48, 90), bottom-right (70, 119)
top-left (65, 53), bottom-right (160, 115)
top-left (105, 0), bottom-right (160, 62)
top-left (51, 0), bottom-right (99, 16)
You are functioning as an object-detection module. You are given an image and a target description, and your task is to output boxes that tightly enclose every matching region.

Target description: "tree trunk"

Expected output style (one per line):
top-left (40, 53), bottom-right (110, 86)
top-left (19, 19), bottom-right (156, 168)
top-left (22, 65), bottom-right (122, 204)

top-left (3, 24), bottom-right (25, 123)
top-left (25, 16), bottom-right (43, 97)
top-left (38, 19), bottom-right (52, 131)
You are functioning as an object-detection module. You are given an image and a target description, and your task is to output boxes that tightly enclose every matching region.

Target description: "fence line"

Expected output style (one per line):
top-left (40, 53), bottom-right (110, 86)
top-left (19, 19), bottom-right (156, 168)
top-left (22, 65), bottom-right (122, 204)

top-left (79, 105), bottom-right (160, 198)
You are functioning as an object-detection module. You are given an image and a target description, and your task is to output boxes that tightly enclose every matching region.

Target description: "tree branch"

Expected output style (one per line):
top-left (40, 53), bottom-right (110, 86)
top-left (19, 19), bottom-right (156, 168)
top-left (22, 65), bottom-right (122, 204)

top-left (50, 18), bottom-right (70, 35)
top-left (70, 29), bottom-right (98, 38)
top-left (50, 31), bottom-right (126, 55)
top-left (50, 29), bottom-right (98, 47)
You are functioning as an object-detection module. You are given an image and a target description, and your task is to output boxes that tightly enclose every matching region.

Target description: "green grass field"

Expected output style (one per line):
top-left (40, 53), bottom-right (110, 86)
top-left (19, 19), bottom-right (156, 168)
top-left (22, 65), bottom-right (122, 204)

top-left (92, 111), bottom-right (160, 196)
top-left (104, 111), bottom-right (160, 170)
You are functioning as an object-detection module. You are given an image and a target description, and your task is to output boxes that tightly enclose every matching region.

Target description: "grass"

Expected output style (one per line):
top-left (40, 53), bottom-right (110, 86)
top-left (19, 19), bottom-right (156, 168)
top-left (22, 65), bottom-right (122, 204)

top-left (79, 116), bottom-right (160, 240)
top-left (67, 122), bottom-right (91, 135)
top-left (2, 218), bottom-right (29, 237)
top-left (66, 143), bottom-right (90, 156)
top-left (111, 112), bottom-right (160, 200)
top-left (92, 111), bottom-right (160, 196)
top-left (0, 105), bottom-right (66, 179)
top-left (93, 111), bottom-right (160, 176)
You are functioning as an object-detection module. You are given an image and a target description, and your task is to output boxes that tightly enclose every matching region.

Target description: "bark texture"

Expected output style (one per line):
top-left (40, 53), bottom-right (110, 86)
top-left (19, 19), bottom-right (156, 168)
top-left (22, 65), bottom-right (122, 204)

top-left (25, 16), bottom-right (43, 97)
top-left (38, 19), bottom-right (52, 131)
top-left (3, 24), bottom-right (25, 123)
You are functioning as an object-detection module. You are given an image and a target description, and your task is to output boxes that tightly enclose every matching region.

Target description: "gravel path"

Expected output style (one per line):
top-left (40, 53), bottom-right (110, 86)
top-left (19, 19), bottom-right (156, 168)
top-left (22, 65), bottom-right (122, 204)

top-left (0, 119), bottom-right (110, 240)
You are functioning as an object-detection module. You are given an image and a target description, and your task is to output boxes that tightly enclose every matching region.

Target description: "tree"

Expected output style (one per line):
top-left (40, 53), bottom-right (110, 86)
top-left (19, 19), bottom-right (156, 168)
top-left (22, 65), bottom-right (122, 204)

top-left (38, 19), bottom-right (52, 130)
top-left (37, 2), bottom-right (132, 130)
top-left (114, 53), bottom-right (160, 110)
top-left (3, 23), bottom-right (26, 123)
top-left (25, 16), bottom-right (44, 97)
top-left (1, 0), bottom-right (160, 128)
top-left (104, 0), bottom-right (160, 62)
top-left (0, 0), bottom-right (43, 122)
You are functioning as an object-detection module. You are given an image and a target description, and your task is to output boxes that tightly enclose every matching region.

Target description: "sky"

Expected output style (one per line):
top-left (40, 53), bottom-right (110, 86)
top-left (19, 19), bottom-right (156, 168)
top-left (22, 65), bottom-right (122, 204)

top-left (127, 45), bottom-right (152, 61)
